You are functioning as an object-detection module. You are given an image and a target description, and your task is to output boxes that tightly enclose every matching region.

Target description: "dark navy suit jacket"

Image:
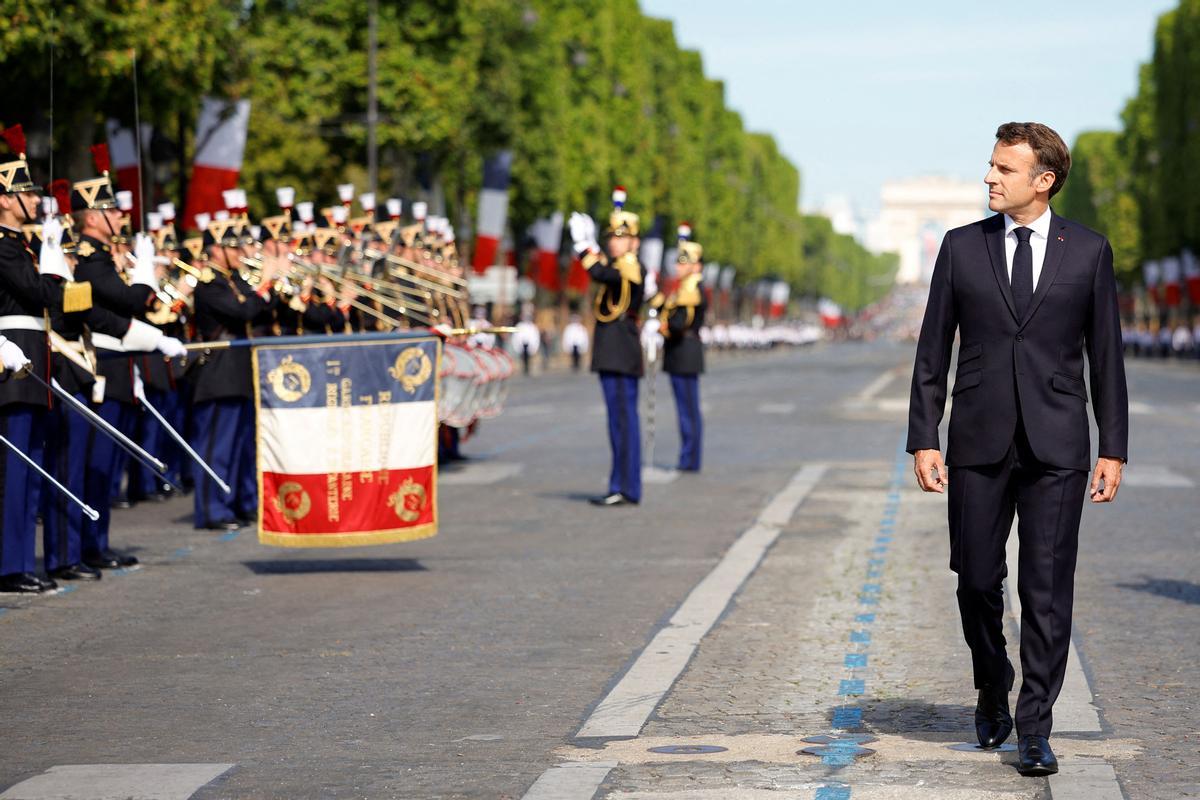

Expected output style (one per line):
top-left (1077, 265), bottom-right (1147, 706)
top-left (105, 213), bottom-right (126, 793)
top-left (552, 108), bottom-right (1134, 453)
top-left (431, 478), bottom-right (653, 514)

top-left (906, 212), bottom-right (1128, 470)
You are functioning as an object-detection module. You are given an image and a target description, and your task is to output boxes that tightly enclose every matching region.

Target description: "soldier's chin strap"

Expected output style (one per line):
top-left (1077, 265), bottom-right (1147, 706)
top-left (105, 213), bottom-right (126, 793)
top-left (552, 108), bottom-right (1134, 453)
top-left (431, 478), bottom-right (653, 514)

top-left (101, 209), bottom-right (121, 245)
top-left (13, 192), bottom-right (34, 225)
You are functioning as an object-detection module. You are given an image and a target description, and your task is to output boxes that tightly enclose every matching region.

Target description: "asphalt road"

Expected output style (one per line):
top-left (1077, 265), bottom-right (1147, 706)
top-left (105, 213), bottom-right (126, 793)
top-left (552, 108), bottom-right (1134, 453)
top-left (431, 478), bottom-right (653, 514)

top-left (1, 341), bottom-right (1196, 799)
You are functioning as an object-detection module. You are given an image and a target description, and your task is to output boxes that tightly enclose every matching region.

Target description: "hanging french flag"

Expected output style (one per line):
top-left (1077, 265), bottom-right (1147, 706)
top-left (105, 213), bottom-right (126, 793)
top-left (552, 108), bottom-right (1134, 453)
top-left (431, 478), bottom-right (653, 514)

top-left (1143, 260), bottom-right (1161, 306)
top-left (471, 150), bottom-right (512, 274)
top-left (105, 120), bottom-right (149, 228)
top-left (253, 335), bottom-right (441, 547)
top-left (529, 212), bottom-right (563, 291)
top-left (1162, 255), bottom-right (1182, 307)
top-left (769, 280), bottom-right (790, 318)
top-left (183, 97), bottom-right (251, 232)
top-left (1183, 249), bottom-right (1200, 306)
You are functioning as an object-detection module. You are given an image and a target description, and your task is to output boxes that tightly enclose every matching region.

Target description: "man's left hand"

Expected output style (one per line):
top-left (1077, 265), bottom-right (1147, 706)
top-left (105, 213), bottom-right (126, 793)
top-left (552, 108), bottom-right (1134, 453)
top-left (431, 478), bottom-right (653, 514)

top-left (1089, 456), bottom-right (1124, 503)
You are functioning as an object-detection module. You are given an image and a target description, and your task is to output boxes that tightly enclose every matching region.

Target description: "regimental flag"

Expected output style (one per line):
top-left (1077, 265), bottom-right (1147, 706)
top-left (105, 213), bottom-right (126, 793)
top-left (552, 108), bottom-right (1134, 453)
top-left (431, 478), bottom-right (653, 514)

top-left (252, 336), bottom-right (441, 547)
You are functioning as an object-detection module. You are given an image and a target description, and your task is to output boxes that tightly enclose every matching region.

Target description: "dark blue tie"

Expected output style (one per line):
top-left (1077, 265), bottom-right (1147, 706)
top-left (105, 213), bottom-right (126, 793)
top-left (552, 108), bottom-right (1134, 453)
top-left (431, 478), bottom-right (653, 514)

top-left (1012, 227), bottom-right (1033, 318)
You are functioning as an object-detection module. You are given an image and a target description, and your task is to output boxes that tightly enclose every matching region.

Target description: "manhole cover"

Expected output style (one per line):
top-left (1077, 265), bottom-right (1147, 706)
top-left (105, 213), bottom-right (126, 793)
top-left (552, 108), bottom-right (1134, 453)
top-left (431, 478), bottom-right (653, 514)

top-left (798, 743), bottom-right (876, 763)
top-left (802, 734), bottom-right (878, 745)
top-left (648, 744), bottom-right (728, 755)
top-left (947, 742), bottom-right (1018, 753)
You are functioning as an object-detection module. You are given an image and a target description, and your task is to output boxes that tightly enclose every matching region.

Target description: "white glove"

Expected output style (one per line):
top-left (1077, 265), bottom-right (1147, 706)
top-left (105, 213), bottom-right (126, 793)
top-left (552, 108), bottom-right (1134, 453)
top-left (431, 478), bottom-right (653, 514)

top-left (644, 270), bottom-right (658, 299)
top-left (128, 233), bottom-right (159, 290)
top-left (0, 337), bottom-right (31, 373)
top-left (157, 336), bottom-right (187, 359)
top-left (38, 216), bottom-right (72, 280)
top-left (121, 318), bottom-right (164, 353)
top-left (568, 212), bottom-right (598, 256)
top-left (132, 365), bottom-right (146, 402)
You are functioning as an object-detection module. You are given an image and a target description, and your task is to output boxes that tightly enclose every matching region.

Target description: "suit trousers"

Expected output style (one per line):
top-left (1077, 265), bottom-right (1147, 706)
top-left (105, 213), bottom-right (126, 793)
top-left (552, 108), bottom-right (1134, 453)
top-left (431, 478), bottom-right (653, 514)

top-left (599, 372), bottom-right (641, 502)
top-left (948, 418), bottom-right (1087, 737)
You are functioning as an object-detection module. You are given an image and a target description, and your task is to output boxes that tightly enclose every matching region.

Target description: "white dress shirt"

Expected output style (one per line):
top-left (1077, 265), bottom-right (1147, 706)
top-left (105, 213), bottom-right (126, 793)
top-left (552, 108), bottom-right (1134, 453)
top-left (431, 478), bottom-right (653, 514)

top-left (1003, 206), bottom-right (1052, 290)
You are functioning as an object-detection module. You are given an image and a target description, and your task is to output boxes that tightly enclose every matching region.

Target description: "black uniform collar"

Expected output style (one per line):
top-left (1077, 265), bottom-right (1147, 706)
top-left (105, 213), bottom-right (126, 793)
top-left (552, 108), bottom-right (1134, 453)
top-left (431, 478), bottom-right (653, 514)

top-left (0, 225), bottom-right (23, 240)
top-left (76, 233), bottom-right (112, 257)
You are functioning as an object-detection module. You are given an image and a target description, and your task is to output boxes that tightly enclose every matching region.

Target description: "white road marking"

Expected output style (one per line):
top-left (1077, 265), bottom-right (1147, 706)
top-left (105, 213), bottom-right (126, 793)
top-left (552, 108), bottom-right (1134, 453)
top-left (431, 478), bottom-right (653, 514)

top-left (757, 402), bottom-right (795, 415)
top-left (1047, 759), bottom-right (1127, 800)
top-left (439, 463), bottom-right (523, 486)
top-left (1121, 464), bottom-right (1194, 488)
top-left (0, 764), bottom-right (234, 800)
top-left (520, 761), bottom-right (618, 800)
top-left (855, 367), bottom-right (901, 402)
top-left (1004, 525), bottom-right (1103, 733)
top-left (575, 465), bottom-right (827, 739)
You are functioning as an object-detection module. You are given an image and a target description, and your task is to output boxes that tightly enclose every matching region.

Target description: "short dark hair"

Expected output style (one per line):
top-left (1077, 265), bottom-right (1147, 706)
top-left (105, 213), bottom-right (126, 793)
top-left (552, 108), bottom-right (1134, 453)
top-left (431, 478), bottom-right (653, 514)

top-left (995, 122), bottom-right (1071, 198)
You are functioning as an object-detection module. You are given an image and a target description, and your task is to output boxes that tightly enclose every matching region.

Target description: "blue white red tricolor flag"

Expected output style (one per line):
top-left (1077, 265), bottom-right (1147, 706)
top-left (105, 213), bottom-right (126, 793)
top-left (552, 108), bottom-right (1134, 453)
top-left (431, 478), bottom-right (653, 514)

top-left (252, 336), bottom-right (441, 547)
top-left (472, 150), bottom-right (512, 274)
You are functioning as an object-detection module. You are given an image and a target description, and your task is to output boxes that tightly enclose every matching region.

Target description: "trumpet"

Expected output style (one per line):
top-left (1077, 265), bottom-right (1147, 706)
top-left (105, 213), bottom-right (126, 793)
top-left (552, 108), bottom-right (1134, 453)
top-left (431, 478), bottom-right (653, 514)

top-left (288, 256), bottom-right (437, 327)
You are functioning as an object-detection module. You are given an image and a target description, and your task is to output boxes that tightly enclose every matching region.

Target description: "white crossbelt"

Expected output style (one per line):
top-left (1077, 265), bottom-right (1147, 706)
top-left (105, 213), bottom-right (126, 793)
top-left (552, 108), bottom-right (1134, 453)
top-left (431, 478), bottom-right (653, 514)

top-left (0, 315), bottom-right (47, 332)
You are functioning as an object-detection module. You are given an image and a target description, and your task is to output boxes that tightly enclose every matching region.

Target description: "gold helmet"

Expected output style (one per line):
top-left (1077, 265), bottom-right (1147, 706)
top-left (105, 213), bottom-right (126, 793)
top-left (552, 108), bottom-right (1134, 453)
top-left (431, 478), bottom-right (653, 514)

top-left (606, 186), bottom-right (639, 238)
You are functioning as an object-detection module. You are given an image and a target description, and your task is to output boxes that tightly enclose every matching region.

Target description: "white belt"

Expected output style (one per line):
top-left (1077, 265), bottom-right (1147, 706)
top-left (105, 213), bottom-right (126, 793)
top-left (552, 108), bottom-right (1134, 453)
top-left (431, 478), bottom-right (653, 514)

top-left (0, 315), bottom-right (46, 332)
top-left (91, 333), bottom-right (125, 352)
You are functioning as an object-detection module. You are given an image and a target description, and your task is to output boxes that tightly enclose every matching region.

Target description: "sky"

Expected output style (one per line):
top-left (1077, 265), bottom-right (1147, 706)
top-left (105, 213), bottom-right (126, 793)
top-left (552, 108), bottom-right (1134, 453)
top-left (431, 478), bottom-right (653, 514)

top-left (639, 0), bottom-right (1176, 221)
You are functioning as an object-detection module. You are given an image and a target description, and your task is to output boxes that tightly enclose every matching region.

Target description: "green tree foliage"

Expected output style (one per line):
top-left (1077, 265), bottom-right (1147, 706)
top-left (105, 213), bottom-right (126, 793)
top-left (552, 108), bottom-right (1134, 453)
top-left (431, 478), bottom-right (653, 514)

top-left (0, 0), bottom-right (889, 302)
top-left (1055, 132), bottom-right (1140, 283)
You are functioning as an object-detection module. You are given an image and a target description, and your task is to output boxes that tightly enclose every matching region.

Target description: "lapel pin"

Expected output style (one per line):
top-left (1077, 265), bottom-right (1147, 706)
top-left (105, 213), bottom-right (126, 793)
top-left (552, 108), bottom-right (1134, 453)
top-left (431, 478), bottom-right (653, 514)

top-left (1057, 235), bottom-right (1064, 242)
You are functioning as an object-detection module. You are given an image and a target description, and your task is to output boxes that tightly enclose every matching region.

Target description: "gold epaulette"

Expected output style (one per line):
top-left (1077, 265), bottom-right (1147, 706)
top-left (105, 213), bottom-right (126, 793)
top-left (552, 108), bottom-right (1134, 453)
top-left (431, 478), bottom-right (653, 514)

top-left (675, 273), bottom-right (703, 307)
top-left (62, 281), bottom-right (93, 313)
top-left (615, 252), bottom-right (642, 285)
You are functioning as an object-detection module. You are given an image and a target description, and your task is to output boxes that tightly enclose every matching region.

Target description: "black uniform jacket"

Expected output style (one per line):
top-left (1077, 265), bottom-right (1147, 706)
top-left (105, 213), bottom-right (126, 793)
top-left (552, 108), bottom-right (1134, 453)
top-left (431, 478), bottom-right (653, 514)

top-left (73, 235), bottom-right (155, 404)
top-left (906, 212), bottom-right (1128, 470)
top-left (587, 251), bottom-right (646, 377)
top-left (663, 277), bottom-right (706, 376)
top-left (190, 270), bottom-right (272, 404)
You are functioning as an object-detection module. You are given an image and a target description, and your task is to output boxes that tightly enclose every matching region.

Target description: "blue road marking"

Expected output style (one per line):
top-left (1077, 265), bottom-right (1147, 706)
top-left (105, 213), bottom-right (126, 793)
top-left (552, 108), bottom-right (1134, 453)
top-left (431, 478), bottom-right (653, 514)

top-left (815, 785), bottom-right (851, 800)
top-left (866, 569), bottom-right (882, 578)
top-left (832, 707), bottom-right (862, 728)
top-left (219, 530), bottom-right (240, 542)
top-left (844, 653), bottom-right (868, 668)
top-left (861, 583), bottom-right (881, 593)
top-left (850, 630), bottom-right (871, 643)
top-left (854, 613), bottom-right (875, 623)
top-left (838, 679), bottom-right (865, 695)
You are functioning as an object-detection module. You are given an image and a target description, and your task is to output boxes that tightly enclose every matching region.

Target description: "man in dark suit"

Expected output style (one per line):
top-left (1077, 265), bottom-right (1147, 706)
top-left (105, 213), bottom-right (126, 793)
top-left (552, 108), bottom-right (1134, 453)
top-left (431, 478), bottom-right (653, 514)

top-left (907, 122), bottom-right (1128, 776)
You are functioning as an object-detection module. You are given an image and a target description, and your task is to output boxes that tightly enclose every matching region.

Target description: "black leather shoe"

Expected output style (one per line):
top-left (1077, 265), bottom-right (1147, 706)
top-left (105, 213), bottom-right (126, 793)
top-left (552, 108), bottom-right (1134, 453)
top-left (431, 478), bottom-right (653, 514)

top-left (83, 550), bottom-right (139, 569)
top-left (49, 564), bottom-right (102, 581)
top-left (588, 493), bottom-right (638, 507)
top-left (975, 684), bottom-right (1014, 749)
top-left (34, 574), bottom-right (59, 592)
top-left (203, 520), bottom-right (242, 531)
top-left (0, 573), bottom-right (47, 593)
top-left (1017, 735), bottom-right (1058, 776)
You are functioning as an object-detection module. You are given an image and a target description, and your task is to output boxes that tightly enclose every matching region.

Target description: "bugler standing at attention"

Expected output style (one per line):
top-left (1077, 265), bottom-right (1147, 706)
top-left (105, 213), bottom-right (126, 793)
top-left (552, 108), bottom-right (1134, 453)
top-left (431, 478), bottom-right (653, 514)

top-left (69, 146), bottom-right (187, 569)
top-left (569, 187), bottom-right (647, 507)
top-left (654, 222), bottom-right (707, 472)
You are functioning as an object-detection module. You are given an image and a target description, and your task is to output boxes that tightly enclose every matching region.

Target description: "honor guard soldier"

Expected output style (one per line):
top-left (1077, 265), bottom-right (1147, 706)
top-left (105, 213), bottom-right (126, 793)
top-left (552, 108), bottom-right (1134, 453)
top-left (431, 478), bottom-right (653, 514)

top-left (70, 151), bottom-right (185, 568)
top-left (654, 223), bottom-right (706, 472)
top-left (0, 126), bottom-right (55, 592)
top-left (569, 187), bottom-right (646, 507)
top-left (189, 212), bottom-right (282, 530)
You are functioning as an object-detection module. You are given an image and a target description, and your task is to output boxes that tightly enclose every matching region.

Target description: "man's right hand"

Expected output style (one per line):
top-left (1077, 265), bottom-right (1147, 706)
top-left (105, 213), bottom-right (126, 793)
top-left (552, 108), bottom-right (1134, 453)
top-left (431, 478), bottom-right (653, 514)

top-left (913, 449), bottom-right (948, 493)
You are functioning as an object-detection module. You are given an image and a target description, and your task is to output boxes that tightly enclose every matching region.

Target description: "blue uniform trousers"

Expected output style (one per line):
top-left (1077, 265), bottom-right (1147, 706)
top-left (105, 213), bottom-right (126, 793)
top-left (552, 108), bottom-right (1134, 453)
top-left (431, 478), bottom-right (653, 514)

top-left (670, 374), bottom-right (703, 472)
top-left (129, 387), bottom-right (179, 498)
top-left (599, 371), bottom-right (641, 502)
top-left (82, 399), bottom-right (135, 557)
top-left (0, 405), bottom-right (45, 577)
top-left (42, 394), bottom-right (91, 571)
top-left (191, 398), bottom-right (257, 528)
